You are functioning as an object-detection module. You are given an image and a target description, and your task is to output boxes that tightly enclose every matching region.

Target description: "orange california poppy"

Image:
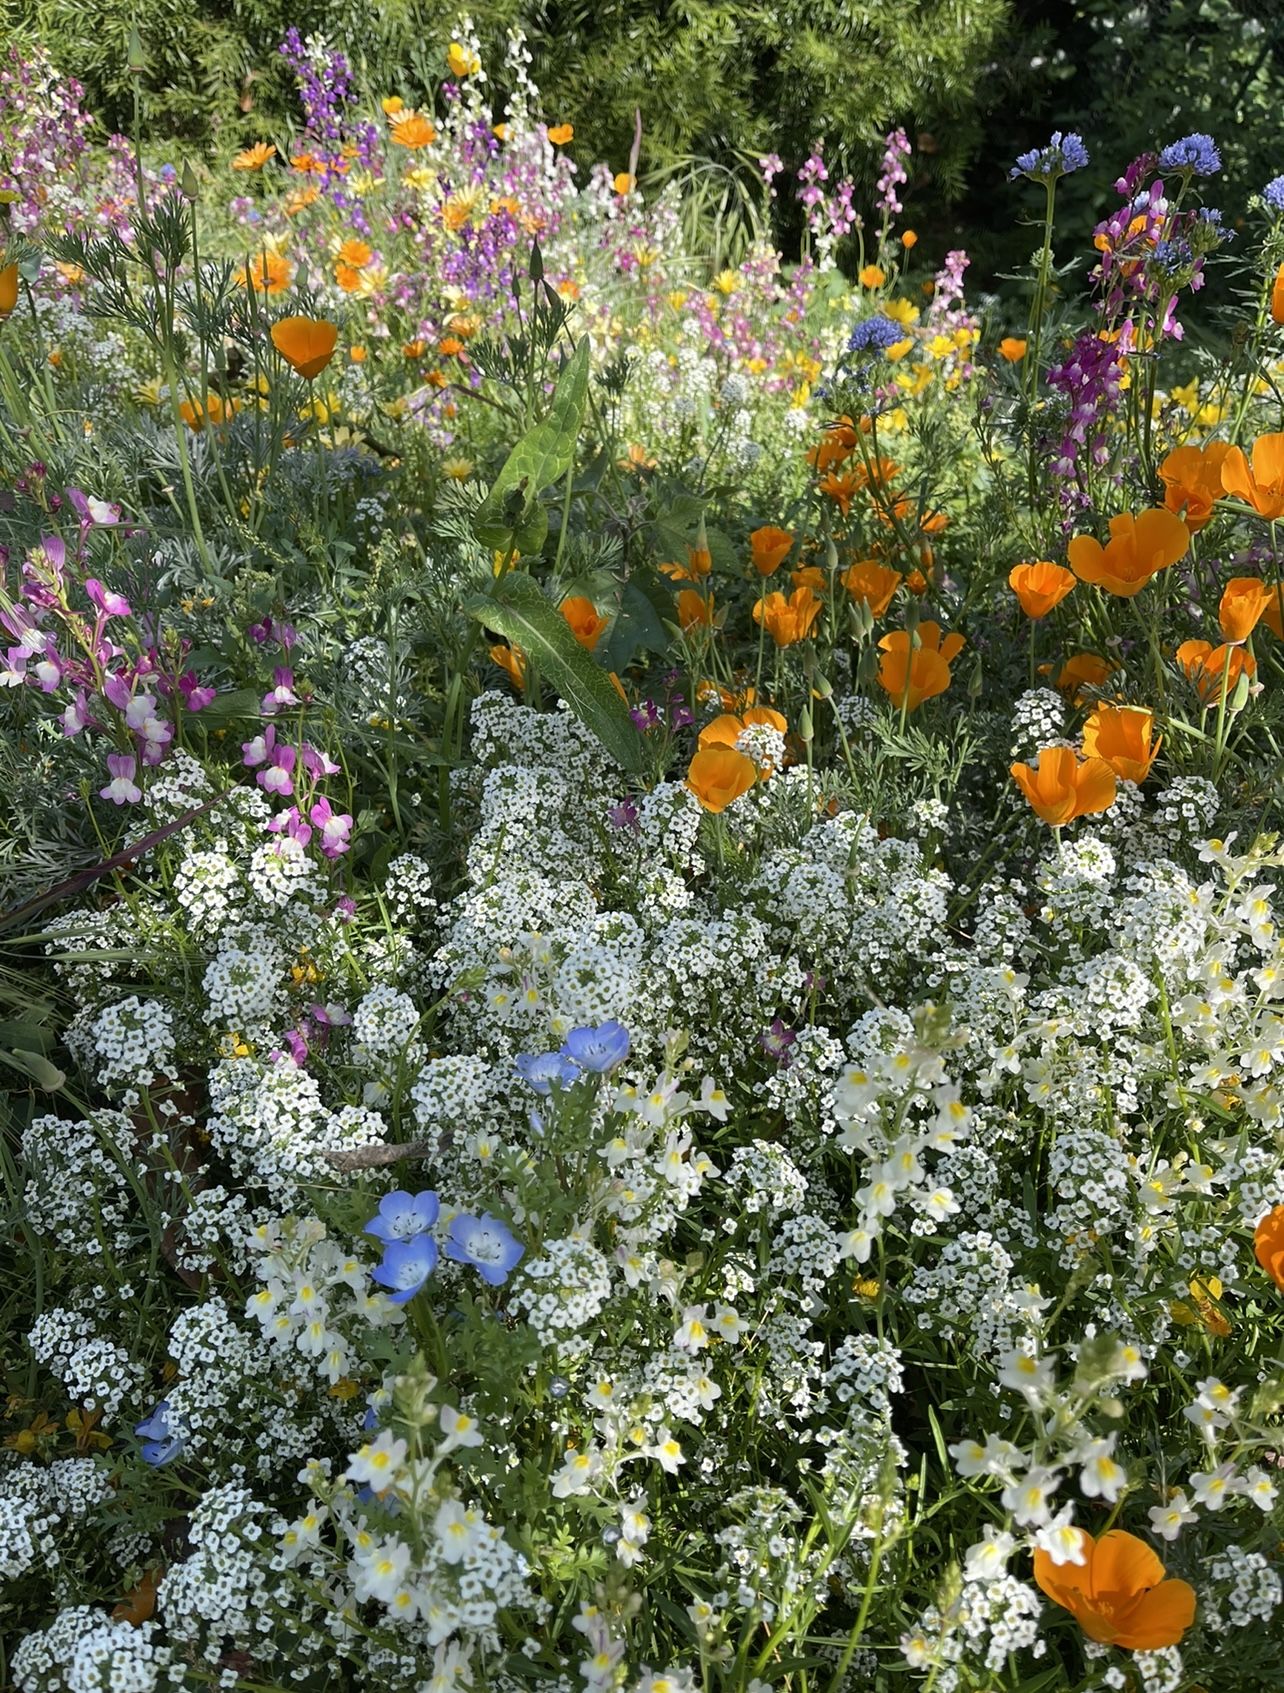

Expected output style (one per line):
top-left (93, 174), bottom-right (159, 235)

top-left (901, 230), bottom-right (918, 249)
top-left (613, 172), bottom-right (636, 195)
top-left (232, 141), bottom-right (276, 171)
top-left (1221, 433), bottom-right (1284, 520)
top-left (859, 264), bottom-right (886, 288)
top-left (1067, 508), bottom-right (1190, 598)
top-left (178, 392), bottom-right (238, 432)
top-left (876, 622), bottom-right (964, 713)
top-left (791, 565), bottom-right (826, 592)
top-left (1010, 746), bottom-right (1118, 826)
top-left (237, 250), bottom-right (292, 294)
top-left (1175, 638), bottom-right (1257, 705)
top-left (1033, 1529), bottom-right (1196, 1651)
top-left (447, 42), bottom-right (481, 77)
top-left (842, 560), bottom-right (902, 617)
top-left (807, 433), bottom-right (855, 474)
top-left (998, 336), bottom-right (1028, 362)
top-left (1159, 442), bottom-right (1232, 533)
top-left (1272, 262), bottom-right (1284, 327)
top-left (676, 589), bottom-right (714, 631)
top-left (754, 585), bottom-right (822, 647)
top-left (560, 595), bottom-right (609, 651)
top-left (1170, 1274), bottom-right (1232, 1338)
top-left (1259, 584), bottom-right (1284, 641)
top-left (391, 113), bottom-right (437, 150)
top-left (1255, 1204), bottom-right (1284, 1289)
top-left (112, 1564), bottom-right (163, 1626)
top-left (1082, 704), bottom-right (1161, 783)
top-left (547, 124), bottom-right (574, 145)
top-left (1009, 560), bottom-right (1075, 619)
top-left (1051, 651), bottom-right (1116, 703)
top-left (0, 262), bottom-right (18, 317)
top-left (698, 707), bottom-right (788, 750)
top-left (1219, 576), bottom-right (1273, 643)
top-left (490, 642), bottom-right (526, 688)
top-left (271, 316), bottom-right (338, 381)
top-left (686, 746), bottom-right (756, 813)
top-left (749, 525), bottom-right (794, 577)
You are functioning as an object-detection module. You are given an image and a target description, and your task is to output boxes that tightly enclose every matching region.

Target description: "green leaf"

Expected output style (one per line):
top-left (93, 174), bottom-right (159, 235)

top-left (464, 573), bottom-right (645, 774)
top-left (473, 340), bottom-right (591, 554)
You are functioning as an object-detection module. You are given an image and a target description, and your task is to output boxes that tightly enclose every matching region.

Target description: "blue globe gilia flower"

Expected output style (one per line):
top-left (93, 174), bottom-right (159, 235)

top-left (560, 1019), bottom-right (631, 1073)
top-left (445, 1212), bottom-right (525, 1286)
top-left (364, 1188), bottom-right (441, 1244)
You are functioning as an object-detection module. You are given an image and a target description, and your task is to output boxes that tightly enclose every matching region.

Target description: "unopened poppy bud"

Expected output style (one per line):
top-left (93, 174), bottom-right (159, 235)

top-left (798, 706), bottom-right (813, 743)
top-left (180, 162), bottom-right (200, 204)
top-left (812, 674), bottom-right (833, 700)
top-left (127, 24), bottom-right (146, 74)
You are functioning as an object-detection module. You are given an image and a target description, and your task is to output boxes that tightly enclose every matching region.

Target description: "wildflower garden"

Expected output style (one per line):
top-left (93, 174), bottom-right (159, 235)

top-left (4, 17), bottom-right (1284, 1693)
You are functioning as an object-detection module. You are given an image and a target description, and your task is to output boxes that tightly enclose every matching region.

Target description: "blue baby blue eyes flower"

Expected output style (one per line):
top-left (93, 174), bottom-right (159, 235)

top-left (514, 1050), bottom-right (579, 1094)
top-left (1158, 134), bottom-right (1221, 178)
top-left (1010, 132), bottom-right (1089, 183)
top-left (560, 1020), bottom-right (631, 1073)
top-left (135, 1400), bottom-right (186, 1466)
top-left (847, 315), bottom-right (904, 356)
top-left (1264, 175), bottom-right (1284, 213)
top-left (445, 1212), bottom-right (525, 1286)
top-left (364, 1188), bottom-right (440, 1244)
top-left (371, 1232), bottom-right (439, 1304)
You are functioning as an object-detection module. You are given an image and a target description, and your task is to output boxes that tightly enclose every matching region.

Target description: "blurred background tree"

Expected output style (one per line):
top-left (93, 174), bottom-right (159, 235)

top-left (2, 0), bottom-right (1281, 290)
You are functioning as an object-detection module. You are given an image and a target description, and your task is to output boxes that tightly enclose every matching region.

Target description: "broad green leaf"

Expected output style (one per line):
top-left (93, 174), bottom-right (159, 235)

top-left (464, 573), bottom-right (644, 774)
top-left (473, 340), bottom-right (590, 553)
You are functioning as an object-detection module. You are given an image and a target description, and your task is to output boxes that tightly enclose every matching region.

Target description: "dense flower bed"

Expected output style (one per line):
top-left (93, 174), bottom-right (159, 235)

top-left (1, 28), bottom-right (1283, 1693)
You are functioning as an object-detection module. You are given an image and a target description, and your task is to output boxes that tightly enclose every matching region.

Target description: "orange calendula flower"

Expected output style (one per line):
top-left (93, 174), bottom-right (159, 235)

top-left (1008, 560), bottom-right (1075, 619)
top-left (686, 746), bottom-right (756, 813)
top-left (842, 560), bottom-right (902, 616)
top-left (1033, 1529), bottom-right (1196, 1651)
top-left (1222, 433), bottom-right (1284, 519)
top-left (334, 261), bottom-right (363, 293)
top-left (818, 470), bottom-right (860, 514)
top-left (271, 316), bottom-right (338, 381)
top-left (1255, 1204), bottom-right (1284, 1289)
top-left (676, 589), bottom-right (714, 631)
top-left (391, 114), bottom-right (437, 149)
top-left (998, 336), bottom-right (1028, 361)
top-left (547, 124), bottom-right (574, 145)
top-left (1159, 441), bottom-right (1231, 532)
top-left (490, 642), bottom-right (526, 688)
top-left (560, 595), bottom-right (609, 651)
top-left (749, 525), bottom-right (794, 577)
top-left (232, 141), bottom-right (276, 171)
top-left (876, 622), bottom-right (964, 713)
top-left (0, 262), bottom-right (18, 317)
top-left (1219, 576), bottom-right (1273, 643)
top-left (1067, 508), bottom-right (1190, 598)
top-left (1082, 704), bottom-right (1160, 784)
top-left (337, 238), bottom-right (373, 269)
top-left (1272, 262), bottom-right (1284, 327)
top-left (237, 250), bottom-right (292, 294)
top-left (754, 585), bottom-right (822, 647)
top-left (1175, 638), bottom-right (1256, 705)
top-left (1010, 746), bottom-right (1118, 826)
